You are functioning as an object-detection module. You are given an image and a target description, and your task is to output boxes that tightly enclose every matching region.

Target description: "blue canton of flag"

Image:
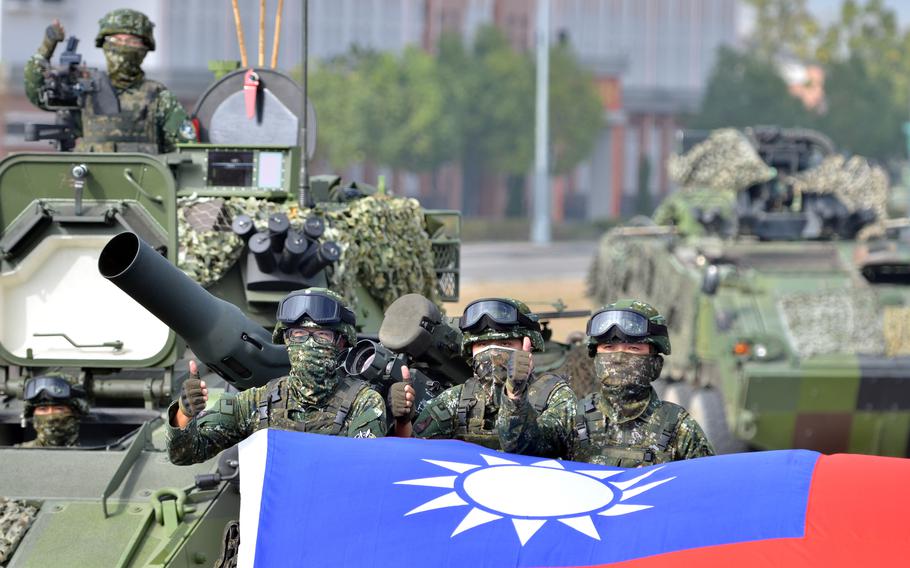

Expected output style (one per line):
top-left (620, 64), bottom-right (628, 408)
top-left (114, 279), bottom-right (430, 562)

top-left (238, 429), bottom-right (816, 567)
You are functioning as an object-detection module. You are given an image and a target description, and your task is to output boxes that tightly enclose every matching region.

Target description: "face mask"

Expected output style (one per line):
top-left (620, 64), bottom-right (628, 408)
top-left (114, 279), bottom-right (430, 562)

top-left (32, 413), bottom-right (79, 447)
top-left (287, 338), bottom-right (342, 404)
top-left (103, 43), bottom-right (146, 88)
top-left (594, 351), bottom-right (663, 387)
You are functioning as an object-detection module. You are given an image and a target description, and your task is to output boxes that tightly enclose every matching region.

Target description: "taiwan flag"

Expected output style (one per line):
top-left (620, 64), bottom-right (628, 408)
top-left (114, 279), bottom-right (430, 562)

top-left (237, 430), bottom-right (910, 567)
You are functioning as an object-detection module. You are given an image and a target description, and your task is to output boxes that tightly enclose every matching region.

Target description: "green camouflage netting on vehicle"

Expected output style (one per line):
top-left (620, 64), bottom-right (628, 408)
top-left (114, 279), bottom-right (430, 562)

top-left (778, 289), bottom-right (885, 358)
top-left (785, 155), bottom-right (889, 241)
top-left (0, 498), bottom-right (37, 564)
top-left (667, 129), bottom-right (776, 192)
top-left (177, 194), bottom-right (439, 311)
top-left (587, 234), bottom-right (697, 380)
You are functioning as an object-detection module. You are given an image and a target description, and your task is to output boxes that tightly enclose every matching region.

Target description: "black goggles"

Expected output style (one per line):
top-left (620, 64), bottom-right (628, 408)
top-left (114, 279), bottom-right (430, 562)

top-left (459, 299), bottom-right (539, 333)
top-left (586, 309), bottom-right (667, 340)
top-left (23, 376), bottom-right (75, 403)
top-left (277, 293), bottom-right (355, 326)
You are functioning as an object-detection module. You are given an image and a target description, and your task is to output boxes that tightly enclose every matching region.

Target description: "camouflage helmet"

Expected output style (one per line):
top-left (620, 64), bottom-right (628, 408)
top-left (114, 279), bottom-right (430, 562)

top-left (22, 372), bottom-right (89, 419)
top-left (95, 9), bottom-right (156, 51)
top-left (272, 287), bottom-right (357, 346)
top-left (586, 299), bottom-right (672, 356)
top-left (460, 298), bottom-right (545, 358)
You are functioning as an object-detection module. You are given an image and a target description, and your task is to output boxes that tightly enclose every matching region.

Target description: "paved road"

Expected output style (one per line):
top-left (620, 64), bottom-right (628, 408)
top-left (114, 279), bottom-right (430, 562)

top-left (460, 240), bottom-right (598, 283)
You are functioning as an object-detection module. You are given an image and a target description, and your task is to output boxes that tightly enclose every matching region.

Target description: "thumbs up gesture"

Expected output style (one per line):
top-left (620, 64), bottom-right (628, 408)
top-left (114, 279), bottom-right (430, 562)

top-left (390, 366), bottom-right (416, 422)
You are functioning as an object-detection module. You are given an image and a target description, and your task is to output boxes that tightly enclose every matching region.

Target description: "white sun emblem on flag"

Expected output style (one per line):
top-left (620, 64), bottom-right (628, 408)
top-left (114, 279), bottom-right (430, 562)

top-left (395, 454), bottom-right (675, 546)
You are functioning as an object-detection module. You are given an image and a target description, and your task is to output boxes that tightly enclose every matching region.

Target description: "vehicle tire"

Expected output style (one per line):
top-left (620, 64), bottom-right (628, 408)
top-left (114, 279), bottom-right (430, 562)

top-left (686, 387), bottom-right (747, 454)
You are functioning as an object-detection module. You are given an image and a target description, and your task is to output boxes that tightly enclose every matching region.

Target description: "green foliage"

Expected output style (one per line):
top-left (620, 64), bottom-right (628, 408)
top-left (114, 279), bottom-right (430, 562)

top-left (689, 47), bottom-right (811, 130)
top-left (692, 0), bottom-right (910, 162)
top-left (307, 26), bottom-right (602, 181)
top-left (549, 43), bottom-right (604, 175)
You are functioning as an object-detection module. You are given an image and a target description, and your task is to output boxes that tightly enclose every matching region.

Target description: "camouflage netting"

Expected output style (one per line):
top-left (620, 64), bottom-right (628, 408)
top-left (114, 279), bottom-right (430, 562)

top-left (177, 194), bottom-right (439, 310)
top-left (784, 155), bottom-right (890, 240)
top-left (667, 129), bottom-right (777, 192)
top-left (0, 498), bottom-right (37, 564)
top-left (587, 235), bottom-right (697, 379)
top-left (560, 341), bottom-right (600, 397)
top-left (778, 289), bottom-right (885, 358)
top-left (883, 306), bottom-right (910, 357)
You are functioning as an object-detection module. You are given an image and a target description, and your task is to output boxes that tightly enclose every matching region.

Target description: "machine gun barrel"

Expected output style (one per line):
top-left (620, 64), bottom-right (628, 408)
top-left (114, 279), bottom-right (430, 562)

top-left (98, 232), bottom-right (289, 390)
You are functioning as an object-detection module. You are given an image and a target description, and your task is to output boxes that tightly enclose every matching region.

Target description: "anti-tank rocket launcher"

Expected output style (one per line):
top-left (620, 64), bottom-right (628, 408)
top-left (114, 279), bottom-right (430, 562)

top-left (343, 294), bottom-right (472, 410)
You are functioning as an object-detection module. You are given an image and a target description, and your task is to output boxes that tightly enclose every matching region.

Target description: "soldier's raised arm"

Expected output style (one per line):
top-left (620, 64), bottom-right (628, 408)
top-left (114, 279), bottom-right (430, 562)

top-left (497, 337), bottom-right (576, 459)
top-left (24, 20), bottom-right (65, 109)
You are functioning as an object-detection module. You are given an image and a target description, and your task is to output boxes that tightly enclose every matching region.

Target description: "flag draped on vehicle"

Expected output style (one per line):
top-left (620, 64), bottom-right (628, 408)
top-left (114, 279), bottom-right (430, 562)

top-left (238, 429), bottom-right (910, 567)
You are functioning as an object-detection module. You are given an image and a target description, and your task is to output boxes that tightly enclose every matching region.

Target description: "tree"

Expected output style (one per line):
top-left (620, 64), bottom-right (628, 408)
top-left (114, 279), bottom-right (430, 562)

top-left (745, 0), bottom-right (819, 60)
top-left (817, 54), bottom-right (905, 160)
top-left (548, 42), bottom-right (604, 176)
top-left (688, 47), bottom-right (811, 130)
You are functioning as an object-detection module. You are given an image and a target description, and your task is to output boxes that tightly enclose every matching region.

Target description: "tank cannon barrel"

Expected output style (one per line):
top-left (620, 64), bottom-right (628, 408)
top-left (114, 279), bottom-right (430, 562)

top-left (98, 232), bottom-right (289, 390)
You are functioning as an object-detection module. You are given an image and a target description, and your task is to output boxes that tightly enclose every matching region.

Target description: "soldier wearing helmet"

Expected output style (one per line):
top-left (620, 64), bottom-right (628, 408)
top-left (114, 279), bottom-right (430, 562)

top-left (391, 298), bottom-right (575, 457)
top-left (166, 288), bottom-right (387, 466)
top-left (24, 9), bottom-right (196, 153)
top-left (500, 300), bottom-right (713, 467)
top-left (19, 373), bottom-right (89, 448)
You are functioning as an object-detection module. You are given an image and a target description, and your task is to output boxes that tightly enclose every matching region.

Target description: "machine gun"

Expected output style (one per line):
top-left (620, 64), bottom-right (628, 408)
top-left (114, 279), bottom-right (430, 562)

top-left (25, 35), bottom-right (119, 151)
top-left (343, 294), bottom-right (471, 413)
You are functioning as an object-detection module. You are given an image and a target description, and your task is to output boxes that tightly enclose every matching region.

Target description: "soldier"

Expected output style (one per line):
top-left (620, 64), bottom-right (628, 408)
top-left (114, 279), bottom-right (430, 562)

top-left (391, 298), bottom-right (575, 458)
top-left (500, 299), bottom-right (714, 467)
top-left (19, 374), bottom-right (89, 448)
top-left (24, 9), bottom-right (196, 153)
top-left (167, 288), bottom-right (387, 466)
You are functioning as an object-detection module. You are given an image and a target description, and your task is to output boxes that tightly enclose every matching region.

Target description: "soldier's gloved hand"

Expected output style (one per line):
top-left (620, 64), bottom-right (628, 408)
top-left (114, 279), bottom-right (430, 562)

top-left (390, 366), bottom-right (416, 422)
top-left (178, 360), bottom-right (208, 419)
top-left (504, 337), bottom-right (534, 399)
top-left (39, 19), bottom-right (65, 60)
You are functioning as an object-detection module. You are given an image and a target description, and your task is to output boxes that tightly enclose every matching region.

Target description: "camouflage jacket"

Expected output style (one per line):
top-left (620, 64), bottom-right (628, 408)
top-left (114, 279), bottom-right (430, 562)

top-left (413, 373), bottom-right (569, 452)
top-left (571, 387), bottom-right (715, 467)
top-left (166, 374), bottom-right (387, 466)
top-left (496, 376), bottom-right (577, 459)
top-left (498, 385), bottom-right (712, 467)
top-left (24, 55), bottom-right (192, 153)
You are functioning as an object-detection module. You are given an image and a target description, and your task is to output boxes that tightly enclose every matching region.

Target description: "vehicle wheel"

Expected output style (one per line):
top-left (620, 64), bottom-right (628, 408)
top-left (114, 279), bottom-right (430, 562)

top-left (687, 387), bottom-right (747, 454)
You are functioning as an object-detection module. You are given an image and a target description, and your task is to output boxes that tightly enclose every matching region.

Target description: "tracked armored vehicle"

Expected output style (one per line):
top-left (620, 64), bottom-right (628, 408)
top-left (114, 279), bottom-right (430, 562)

top-left (589, 127), bottom-right (910, 456)
top-left (0, 53), bottom-right (461, 565)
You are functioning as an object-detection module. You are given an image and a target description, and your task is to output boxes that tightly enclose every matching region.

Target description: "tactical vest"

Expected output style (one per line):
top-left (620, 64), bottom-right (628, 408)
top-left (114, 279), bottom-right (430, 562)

top-left (78, 73), bottom-right (161, 153)
top-left (251, 375), bottom-right (370, 435)
top-left (455, 373), bottom-right (563, 449)
top-left (572, 392), bottom-right (684, 468)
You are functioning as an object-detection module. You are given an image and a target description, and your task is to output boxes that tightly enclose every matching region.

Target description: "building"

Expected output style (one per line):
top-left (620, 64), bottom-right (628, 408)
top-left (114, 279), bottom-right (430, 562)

top-left (0, 0), bottom-right (740, 219)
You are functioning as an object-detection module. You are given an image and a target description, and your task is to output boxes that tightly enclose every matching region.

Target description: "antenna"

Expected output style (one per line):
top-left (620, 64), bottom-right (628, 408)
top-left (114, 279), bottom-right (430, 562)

top-left (299, 0), bottom-right (311, 208)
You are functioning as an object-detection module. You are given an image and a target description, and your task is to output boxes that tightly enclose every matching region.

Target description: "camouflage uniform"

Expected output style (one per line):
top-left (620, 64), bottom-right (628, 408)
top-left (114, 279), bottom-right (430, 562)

top-left (166, 371), bottom-right (387, 465)
top-left (23, 9), bottom-right (194, 153)
top-left (0, 498), bottom-right (37, 564)
top-left (500, 300), bottom-right (714, 467)
top-left (413, 298), bottom-right (572, 457)
top-left (167, 289), bottom-right (387, 465)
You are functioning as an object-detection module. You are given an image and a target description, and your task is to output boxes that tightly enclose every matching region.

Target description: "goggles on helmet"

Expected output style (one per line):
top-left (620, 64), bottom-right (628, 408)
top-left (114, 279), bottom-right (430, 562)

top-left (459, 299), bottom-right (540, 333)
top-left (277, 293), bottom-right (355, 327)
top-left (586, 309), bottom-right (668, 341)
top-left (23, 376), bottom-right (77, 403)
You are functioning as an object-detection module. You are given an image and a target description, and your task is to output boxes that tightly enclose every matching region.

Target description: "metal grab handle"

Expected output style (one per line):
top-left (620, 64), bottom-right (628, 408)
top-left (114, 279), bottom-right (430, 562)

top-left (33, 332), bottom-right (123, 351)
top-left (123, 168), bottom-right (164, 204)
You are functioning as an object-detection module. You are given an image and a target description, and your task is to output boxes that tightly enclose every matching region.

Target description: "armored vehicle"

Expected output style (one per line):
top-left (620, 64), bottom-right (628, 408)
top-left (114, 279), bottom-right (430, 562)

top-left (589, 127), bottom-right (910, 456)
top-left (0, 53), bottom-right (461, 565)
